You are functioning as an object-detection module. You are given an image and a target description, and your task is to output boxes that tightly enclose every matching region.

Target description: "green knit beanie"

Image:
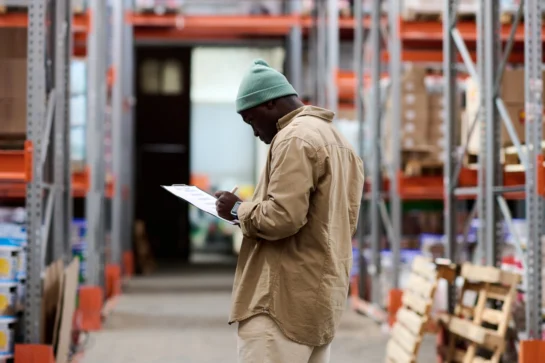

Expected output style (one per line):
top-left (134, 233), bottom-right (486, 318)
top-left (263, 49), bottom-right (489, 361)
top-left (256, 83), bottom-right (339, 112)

top-left (236, 59), bottom-right (298, 113)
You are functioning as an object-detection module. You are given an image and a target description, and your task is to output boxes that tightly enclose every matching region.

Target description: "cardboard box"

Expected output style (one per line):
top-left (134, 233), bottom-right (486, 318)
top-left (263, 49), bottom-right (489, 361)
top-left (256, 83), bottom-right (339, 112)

top-left (384, 99), bottom-right (429, 153)
top-left (503, 103), bottom-right (526, 146)
top-left (464, 77), bottom-right (544, 152)
top-left (418, 211), bottom-right (443, 235)
top-left (0, 28), bottom-right (27, 59)
top-left (385, 66), bottom-right (430, 162)
top-left (464, 99), bottom-right (545, 153)
top-left (429, 93), bottom-right (444, 109)
top-left (0, 98), bottom-right (26, 135)
top-left (501, 68), bottom-right (545, 104)
top-left (0, 60), bottom-right (27, 99)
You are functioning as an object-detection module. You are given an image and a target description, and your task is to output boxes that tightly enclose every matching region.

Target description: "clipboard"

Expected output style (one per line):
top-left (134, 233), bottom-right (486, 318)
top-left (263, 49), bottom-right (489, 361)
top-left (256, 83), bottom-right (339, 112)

top-left (162, 184), bottom-right (239, 225)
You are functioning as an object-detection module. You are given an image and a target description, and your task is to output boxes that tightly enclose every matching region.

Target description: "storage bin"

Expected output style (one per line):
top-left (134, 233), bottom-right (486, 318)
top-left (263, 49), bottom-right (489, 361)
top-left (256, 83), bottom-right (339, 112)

top-left (0, 317), bottom-right (17, 359)
top-left (0, 282), bottom-right (17, 316)
top-left (0, 240), bottom-right (20, 281)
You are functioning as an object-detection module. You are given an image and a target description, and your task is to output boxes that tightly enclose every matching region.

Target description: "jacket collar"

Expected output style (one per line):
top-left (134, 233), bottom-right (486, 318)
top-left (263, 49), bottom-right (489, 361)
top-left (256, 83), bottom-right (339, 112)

top-left (276, 105), bottom-right (334, 131)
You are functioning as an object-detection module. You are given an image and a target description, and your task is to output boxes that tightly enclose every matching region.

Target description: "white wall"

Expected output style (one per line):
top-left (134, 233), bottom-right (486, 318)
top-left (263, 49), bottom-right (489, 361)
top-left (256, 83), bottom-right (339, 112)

top-left (190, 47), bottom-right (286, 188)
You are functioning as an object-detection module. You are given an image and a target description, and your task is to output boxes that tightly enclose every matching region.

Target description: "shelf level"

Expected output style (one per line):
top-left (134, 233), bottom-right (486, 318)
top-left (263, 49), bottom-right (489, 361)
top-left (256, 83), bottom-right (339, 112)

top-left (0, 12), bottom-right (88, 30)
top-left (0, 12), bottom-right (89, 56)
top-left (0, 149), bottom-right (113, 199)
top-left (363, 166), bottom-right (544, 201)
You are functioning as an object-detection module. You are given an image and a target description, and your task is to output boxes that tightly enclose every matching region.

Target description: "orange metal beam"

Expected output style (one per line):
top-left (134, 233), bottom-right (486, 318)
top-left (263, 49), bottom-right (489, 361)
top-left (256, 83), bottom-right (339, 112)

top-left (399, 18), bottom-right (541, 43)
top-left (0, 150), bottom-right (113, 198)
top-left (0, 12), bottom-right (88, 30)
top-left (128, 14), bottom-right (386, 41)
top-left (127, 13), bottom-right (298, 36)
top-left (0, 12), bottom-right (26, 27)
top-left (0, 150), bottom-right (27, 181)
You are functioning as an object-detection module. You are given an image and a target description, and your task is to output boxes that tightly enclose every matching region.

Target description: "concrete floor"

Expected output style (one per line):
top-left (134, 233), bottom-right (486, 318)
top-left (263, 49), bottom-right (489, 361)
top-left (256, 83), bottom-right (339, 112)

top-left (81, 261), bottom-right (437, 363)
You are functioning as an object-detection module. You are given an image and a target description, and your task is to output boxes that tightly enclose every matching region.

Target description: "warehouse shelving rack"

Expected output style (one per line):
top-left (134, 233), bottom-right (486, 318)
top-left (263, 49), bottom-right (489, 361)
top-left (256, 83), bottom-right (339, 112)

top-left (0, 0), bottom-right (72, 357)
top-left (0, 0), bottom-right (122, 354)
top-left (342, 0), bottom-right (545, 356)
top-left (443, 0), bottom-right (544, 345)
top-left (1, 0), bottom-right (541, 358)
top-left (308, 0), bottom-right (545, 345)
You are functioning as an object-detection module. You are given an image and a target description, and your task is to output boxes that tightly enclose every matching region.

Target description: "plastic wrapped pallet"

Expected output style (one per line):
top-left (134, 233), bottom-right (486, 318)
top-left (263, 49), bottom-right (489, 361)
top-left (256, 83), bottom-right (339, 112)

top-left (135, 0), bottom-right (284, 15)
top-left (464, 71), bottom-right (545, 153)
top-left (402, 0), bottom-right (478, 19)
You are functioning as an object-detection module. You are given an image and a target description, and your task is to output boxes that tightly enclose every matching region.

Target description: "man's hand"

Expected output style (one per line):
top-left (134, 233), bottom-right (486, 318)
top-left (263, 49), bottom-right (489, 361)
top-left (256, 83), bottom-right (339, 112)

top-left (215, 191), bottom-right (242, 221)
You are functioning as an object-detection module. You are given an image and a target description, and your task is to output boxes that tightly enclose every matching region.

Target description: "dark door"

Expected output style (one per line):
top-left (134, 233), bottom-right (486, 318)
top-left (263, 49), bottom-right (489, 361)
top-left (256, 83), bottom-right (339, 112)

top-left (135, 46), bottom-right (191, 263)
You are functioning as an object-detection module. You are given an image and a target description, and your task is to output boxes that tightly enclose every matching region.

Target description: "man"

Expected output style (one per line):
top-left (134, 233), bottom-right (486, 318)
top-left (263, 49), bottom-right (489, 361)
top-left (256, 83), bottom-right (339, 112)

top-left (215, 59), bottom-right (364, 363)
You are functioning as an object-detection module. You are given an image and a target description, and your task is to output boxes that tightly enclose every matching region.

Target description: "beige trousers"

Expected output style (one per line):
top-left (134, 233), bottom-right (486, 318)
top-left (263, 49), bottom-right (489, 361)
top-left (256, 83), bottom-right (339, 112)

top-left (237, 314), bottom-right (331, 363)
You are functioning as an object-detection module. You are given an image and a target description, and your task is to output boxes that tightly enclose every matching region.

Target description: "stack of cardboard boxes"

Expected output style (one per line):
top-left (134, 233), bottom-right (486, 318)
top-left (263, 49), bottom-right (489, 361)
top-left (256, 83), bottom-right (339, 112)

top-left (427, 92), bottom-right (446, 162)
top-left (384, 65), bottom-right (433, 167)
top-left (385, 65), bottom-right (464, 168)
top-left (464, 68), bottom-right (545, 154)
top-left (398, 66), bottom-right (429, 150)
top-left (0, 28), bottom-right (27, 137)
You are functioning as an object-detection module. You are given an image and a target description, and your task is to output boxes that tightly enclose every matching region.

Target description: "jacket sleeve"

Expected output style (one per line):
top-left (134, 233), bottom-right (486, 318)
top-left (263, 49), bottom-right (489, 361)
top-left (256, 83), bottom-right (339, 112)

top-left (237, 137), bottom-right (321, 241)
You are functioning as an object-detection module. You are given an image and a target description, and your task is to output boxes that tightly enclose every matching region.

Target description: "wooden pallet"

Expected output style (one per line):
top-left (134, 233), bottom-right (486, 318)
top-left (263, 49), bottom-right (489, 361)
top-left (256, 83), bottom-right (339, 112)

top-left (404, 159), bottom-right (443, 177)
top-left (502, 142), bottom-right (545, 171)
top-left (134, 6), bottom-right (183, 15)
top-left (499, 11), bottom-right (545, 25)
top-left (385, 257), bottom-right (456, 363)
top-left (0, 134), bottom-right (25, 150)
top-left (440, 263), bottom-right (522, 363)
top-left (401, 9), bottom-right (476, 23)
top-left (0, 6), bottom-right (27, 14)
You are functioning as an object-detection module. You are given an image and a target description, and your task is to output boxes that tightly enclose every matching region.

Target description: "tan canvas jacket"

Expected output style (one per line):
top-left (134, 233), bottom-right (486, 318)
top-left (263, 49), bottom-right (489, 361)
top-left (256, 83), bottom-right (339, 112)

top-left (229, 105), bottom-right (365, 347)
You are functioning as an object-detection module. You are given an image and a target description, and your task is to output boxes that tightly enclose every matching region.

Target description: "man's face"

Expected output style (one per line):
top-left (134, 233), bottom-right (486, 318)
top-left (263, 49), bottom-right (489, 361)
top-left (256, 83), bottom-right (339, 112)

top-left (239, 101), bottom-right (279, 145)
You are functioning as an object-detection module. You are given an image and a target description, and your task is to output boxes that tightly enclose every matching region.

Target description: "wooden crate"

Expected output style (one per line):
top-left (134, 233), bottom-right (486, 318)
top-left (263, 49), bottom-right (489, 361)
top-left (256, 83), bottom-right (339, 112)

top-left (385, 257), bottom-right (456, 363)
top-left (440, 263), bottom-right (522, 363)
top-left (0, 6), bottom-right (27, 14)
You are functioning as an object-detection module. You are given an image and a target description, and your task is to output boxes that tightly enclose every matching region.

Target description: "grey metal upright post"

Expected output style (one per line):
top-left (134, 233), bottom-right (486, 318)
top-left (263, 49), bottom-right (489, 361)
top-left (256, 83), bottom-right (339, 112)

top-left (476, 0), bottom-right (487, 264)
top-left (353, 0), bottom-right (368, 297)
top-left (354, 0), bottom-right (364, 138)
top-left (326, 0), bottom-right (339, 114)
top-left (316, 0), bottom-right (327, 107)
top-left (86, 0), bottom-right (108, 287)
top-left (524, 0), bottom-right (544, 339)
top-left (25, 0), bottom-right (47, 344)
top-left (483, 0), bottom-right (501, 267)
top-left (354, 0), bottom-right (364, 232)
top-left (288, 0), bottom-right (303, 93)
top-left (369, 0), bottom-right (382, 305)
top-left (53, 0), bottom-right (72, 263)
top-left (388, 0), bottom-right (401, 289)
top-left (124, 0), bottom-right (136, 256)
top-left (443, 0), bottom-right (459, 313)
top-left (443, 1), bottom-right (458, 269)
top-left (112, 0), bottom-right (125, 265)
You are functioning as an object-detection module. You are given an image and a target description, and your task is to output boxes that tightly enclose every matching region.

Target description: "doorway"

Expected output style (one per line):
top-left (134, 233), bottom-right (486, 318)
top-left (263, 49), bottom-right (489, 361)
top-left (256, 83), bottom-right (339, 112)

top-left (135, 46), bottom-right (191, 264)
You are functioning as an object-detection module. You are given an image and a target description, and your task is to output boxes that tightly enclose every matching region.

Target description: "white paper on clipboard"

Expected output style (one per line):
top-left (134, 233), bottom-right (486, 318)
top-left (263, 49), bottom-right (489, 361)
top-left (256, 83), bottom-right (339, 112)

top-left (162, 185), bottom-right (238, 225)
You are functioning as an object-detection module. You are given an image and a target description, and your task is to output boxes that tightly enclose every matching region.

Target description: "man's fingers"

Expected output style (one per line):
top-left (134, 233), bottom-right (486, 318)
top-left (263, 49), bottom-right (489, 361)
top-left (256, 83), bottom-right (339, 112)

top-left (214, 191), bottom-right (226, 198)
